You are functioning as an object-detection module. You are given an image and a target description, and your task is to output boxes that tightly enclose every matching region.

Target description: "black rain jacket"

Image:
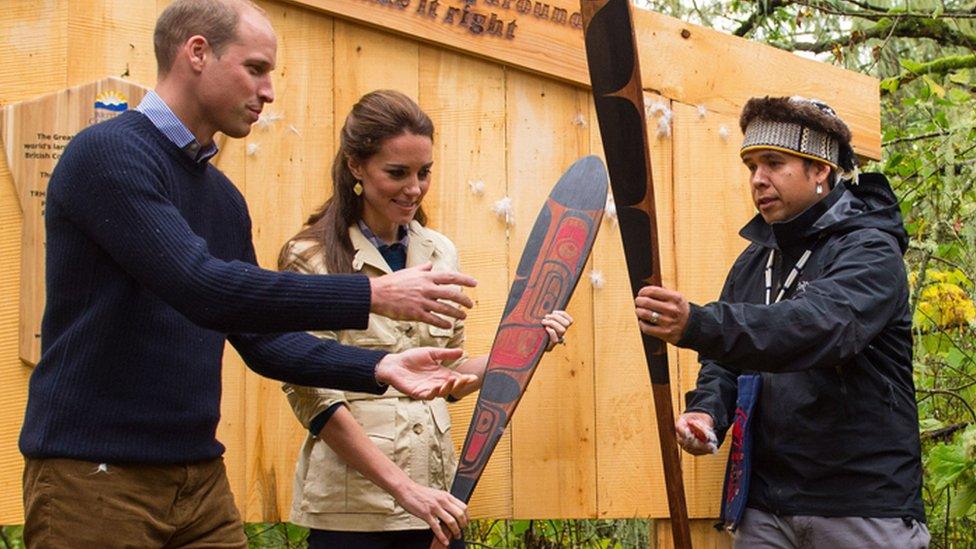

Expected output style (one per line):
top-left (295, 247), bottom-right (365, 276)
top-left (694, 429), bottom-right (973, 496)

top-left (680, 173), bottom-right (925, 521)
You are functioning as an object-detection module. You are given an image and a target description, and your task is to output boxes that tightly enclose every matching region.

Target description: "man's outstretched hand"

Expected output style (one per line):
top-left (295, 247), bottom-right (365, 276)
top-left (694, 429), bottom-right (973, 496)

top-left (370, 263), bottom-right (477, 329)
top-left (374, 347), bottom-right (478, 400)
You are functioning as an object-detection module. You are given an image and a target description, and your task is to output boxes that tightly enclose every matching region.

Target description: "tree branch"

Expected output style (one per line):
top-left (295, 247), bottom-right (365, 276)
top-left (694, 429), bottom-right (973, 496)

top-left (842, 0), bottom-right (892, 12)
top-left (884, 130), bottom-right (951, 146)
top-left (881, 53), bottom-right (976, 94)
top-left (794, 0), bottom-right (976, 20)
top-left (733, 0), bottom-right (793, 36)
top-left (780, 16), bottom-right (976, 54)
top-left (917, 388), bottom-right (976, 422)
top-left (921, 422), bottom-right (971, 442)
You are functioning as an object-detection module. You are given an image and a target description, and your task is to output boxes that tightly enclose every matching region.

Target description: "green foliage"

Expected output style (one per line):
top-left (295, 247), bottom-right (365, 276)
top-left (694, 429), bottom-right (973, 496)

top-left (462, 518), bottom-right (650, 548)
top-left (241, 519), bottom-right (651, 548)
top-left (0, 526), bottom-right (24, 549)
top-left (245, 522), bottom-right (308, 549)
top-left (640, 0), bottom-right (976, 546)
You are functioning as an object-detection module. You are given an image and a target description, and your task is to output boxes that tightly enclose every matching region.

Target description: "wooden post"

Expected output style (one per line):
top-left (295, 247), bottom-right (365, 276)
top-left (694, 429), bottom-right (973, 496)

top-left (654, 519), bottom-right (733, 549)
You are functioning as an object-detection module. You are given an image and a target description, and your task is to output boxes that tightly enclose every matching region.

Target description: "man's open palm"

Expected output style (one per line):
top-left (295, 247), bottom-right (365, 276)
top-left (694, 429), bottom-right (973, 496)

top-left (376, 347), bottom-right (478, 399)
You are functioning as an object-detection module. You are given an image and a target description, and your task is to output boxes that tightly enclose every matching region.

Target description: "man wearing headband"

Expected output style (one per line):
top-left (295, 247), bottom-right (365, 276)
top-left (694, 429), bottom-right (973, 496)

top-left (635, 97), bottom-right (928, 547)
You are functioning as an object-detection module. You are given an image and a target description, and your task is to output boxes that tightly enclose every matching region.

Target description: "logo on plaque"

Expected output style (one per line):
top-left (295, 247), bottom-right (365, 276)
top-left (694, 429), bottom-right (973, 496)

top-left (94, 90), bottom-right (129, 112)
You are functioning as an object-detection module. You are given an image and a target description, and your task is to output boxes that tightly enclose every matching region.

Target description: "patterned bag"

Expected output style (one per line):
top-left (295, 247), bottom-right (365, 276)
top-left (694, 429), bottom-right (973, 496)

top-left (719, 373), bottom-right (762, 531)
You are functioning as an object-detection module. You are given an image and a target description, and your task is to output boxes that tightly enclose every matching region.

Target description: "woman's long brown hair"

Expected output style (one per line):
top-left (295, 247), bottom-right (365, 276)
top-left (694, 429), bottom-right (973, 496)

top-left (278, 90), bottom-right (434, 274)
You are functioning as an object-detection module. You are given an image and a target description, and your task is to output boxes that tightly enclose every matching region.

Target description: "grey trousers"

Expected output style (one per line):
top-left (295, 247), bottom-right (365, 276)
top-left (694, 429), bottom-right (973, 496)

top-left (732, 507), bottom-right (930, 549)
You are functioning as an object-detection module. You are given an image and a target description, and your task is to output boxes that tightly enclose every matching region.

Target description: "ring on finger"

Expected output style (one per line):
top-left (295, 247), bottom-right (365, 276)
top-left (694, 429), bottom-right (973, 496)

top-left (649, 311), bottom-right (660, 324)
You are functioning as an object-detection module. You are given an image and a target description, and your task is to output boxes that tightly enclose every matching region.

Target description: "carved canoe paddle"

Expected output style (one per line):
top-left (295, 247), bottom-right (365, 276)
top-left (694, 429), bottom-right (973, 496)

top-left (579, 1), bottom-right (693, 547)
top-left (448, 155), bottom-right (608, 532)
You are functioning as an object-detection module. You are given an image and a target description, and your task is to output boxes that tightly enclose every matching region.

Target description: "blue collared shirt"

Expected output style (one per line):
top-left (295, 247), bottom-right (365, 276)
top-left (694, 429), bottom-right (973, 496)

top-left (134, 91), bottom-right (218, 163)
top-left (358, 220), bottom-right (409, 272)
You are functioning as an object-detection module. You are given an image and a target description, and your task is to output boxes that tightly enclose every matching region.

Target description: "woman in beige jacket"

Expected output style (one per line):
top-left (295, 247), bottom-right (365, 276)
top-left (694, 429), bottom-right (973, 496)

top-left (278, 90), bottom-right (571, 549)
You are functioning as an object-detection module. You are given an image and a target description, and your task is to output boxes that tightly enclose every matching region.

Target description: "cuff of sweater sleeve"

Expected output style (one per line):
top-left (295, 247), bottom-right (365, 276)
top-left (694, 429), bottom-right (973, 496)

top-left (324, 346), bottom-right (389, 394)
top-left (347, 274), bottom-right (373, 330)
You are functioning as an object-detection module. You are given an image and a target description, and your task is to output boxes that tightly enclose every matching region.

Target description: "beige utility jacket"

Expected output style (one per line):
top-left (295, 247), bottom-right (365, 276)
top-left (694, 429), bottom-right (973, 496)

top-left (281, 221), bottom-right (465, 532)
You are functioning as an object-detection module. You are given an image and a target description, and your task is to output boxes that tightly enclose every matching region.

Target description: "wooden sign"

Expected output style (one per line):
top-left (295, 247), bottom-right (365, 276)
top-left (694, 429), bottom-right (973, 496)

top-left (285, 0), bottom-right (881, 160)
top-left (289, 0), bottom-right (587, 85)
top-left (0, 76), bottom-right (150, 366)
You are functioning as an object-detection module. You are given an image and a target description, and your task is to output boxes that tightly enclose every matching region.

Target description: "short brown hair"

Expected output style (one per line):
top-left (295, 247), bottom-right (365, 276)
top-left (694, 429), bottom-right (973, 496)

top-left (153, 0), bottom-right (252, 75)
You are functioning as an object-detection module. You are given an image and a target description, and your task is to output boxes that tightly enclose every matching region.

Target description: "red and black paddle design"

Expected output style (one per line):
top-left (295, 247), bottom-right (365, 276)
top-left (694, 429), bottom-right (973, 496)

top-left (450, 155), bottom-right (608, 503)
top-left (579, 1), bottom-right (692, 547)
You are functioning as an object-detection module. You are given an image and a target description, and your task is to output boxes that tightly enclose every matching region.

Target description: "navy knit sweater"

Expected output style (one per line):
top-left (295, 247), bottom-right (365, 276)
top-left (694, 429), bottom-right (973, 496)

top-left (20, 111), bottom-right (388, 464)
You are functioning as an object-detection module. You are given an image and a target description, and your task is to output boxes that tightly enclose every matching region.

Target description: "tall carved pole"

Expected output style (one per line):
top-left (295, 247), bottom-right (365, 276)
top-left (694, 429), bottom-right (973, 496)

top-left (579, 1), bottom-right (692, 547)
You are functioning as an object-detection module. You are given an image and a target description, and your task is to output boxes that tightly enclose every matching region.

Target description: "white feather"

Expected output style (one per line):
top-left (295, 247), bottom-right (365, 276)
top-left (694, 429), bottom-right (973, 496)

top-left (646, 100), bottom-right (668, 117)
top-left (491, 196), bottom-right (514, 226)
top-left (644, 101), bottom-right (673, 139)
top-left (254, 111), bottom-right (283, 131)
top-left (604, 195), bottom-right (617, 225)
top-left (589, 270), bottom-right (605, 289)
top-left (656, 111), bottom-right (672, 138)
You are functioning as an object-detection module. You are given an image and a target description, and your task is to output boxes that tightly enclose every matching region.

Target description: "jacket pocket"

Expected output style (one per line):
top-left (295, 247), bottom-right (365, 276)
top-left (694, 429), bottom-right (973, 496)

top-left (424, 316), bottom-right (455, 346)
top-left (428, 324), bottom-right (454, 339)
top-left (424, 323), bottom-right (460, 369)
top-left (343, 399), bottom-right (398, 513)
top-left (300, 439), bottom-right (346, 513)
top-left (341, 328), bottom-right (401, 403)
top-left (343, 329), bottom-right (399, 351)
top-left (431, 400), bottom-right (452, 435)
top-left (430, 401), bottom-right (457, 490)
top-left (340, 316), bottom-right (401, 353)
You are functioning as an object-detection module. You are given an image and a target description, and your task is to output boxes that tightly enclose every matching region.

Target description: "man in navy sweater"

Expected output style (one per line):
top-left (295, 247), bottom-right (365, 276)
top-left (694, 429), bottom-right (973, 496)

top-left (20, 0), bottom-right (476, 546)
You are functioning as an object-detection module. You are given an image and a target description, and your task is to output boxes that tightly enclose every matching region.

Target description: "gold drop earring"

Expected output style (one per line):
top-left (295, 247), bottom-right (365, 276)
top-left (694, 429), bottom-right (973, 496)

top-left (353, 180), bottom-right (363, 196)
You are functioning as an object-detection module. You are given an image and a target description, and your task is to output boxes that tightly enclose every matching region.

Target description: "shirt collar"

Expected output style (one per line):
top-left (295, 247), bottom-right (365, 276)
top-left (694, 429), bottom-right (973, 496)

top-left (357, 220), bottom-right (410, 250)
top-left (135, 91), bottom-right (218, 163)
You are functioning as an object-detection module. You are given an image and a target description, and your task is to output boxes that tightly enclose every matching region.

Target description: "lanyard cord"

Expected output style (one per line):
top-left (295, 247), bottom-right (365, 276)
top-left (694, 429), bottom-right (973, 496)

top-left (764, 248), bottom-right (813, 305)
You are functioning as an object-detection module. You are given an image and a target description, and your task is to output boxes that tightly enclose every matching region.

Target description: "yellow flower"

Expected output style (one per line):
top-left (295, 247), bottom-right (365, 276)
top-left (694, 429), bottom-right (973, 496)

top-left (915, 281), bottom-right (976, 329)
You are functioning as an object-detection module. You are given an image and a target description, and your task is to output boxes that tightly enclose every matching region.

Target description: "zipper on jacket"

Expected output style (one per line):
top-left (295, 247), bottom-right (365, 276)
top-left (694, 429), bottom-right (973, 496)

top-left (834, 365), bottom-right (854, 418)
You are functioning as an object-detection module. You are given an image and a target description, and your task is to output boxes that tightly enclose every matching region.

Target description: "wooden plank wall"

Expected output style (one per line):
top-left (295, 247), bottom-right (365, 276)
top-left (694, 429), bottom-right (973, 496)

top-left (0, 0), bottom-right (160, 524)
top-left (287, 0), bottom-right (882, 159)
top-left (0, 4), bottom-right (876, 543)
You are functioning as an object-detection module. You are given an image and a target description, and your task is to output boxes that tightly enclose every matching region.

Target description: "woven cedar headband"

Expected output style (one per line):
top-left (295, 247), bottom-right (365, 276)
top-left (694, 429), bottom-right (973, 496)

top-left (739, 96), bottom-right (855, 171)
top-left (740, 119), bottom-right (840, 169)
